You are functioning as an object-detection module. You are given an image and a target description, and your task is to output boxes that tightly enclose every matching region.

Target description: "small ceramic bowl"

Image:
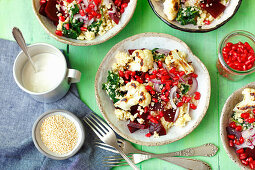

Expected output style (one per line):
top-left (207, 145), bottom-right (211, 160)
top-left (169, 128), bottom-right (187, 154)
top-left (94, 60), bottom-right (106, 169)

top-left (220, 82), bottom-right (255, 169)
top-left (95, 32), bottom-right (211, 146)
top-left (32, 109), bottom-right (85, 160)
top-left (148, 0), bottom-right (242, 33)
top-left (32, 0), bottom-right (137, 46)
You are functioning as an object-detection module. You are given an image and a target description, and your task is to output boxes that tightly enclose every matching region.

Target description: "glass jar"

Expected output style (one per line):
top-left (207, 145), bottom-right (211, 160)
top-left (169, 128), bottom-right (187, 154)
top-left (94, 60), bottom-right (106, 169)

top-left (217, 30), bottom-right (255, 81)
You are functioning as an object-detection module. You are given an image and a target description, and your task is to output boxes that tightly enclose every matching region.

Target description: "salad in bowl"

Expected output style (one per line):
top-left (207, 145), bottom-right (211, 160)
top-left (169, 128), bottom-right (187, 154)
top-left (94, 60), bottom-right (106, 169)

top-left (95, 33), bottom-right (211, 146)
top-left (39, 0), bottom-right (130, 40)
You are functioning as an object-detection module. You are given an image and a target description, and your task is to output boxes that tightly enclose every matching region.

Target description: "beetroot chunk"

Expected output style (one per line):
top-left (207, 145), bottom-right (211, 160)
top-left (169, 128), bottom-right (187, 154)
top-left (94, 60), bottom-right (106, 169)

top-left (127, 121), bottom-right (147, 133)
top-left (44, 0), bottom-right (59, 23)
top-left (201, 2), bottom-right (226, 18)
top-left (109, 13), bottom-right (120, 24)
top-left (149, 123), bottom-right (166, 136)
top-left (39, 2), bottom-right (47, 17)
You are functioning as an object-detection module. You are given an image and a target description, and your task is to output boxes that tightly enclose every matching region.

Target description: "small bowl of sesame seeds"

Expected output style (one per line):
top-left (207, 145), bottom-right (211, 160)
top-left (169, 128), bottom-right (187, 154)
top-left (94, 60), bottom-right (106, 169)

top-left (32, 109), bottom-right (85, 160)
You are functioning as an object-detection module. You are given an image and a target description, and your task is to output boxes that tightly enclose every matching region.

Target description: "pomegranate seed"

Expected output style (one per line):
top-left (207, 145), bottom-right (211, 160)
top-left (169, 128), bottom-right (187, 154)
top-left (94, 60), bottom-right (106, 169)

top-left (40, 0), bottom-right (46, 5)
top-left (77, 0), bottom-right (83, 3)
top-left (145, 85), bottom-right (152, 91)
top-left (182, 96), bottom-right (187, 103)
top-left (121, 3), bottom-right (128, 8)
top-left (137, 78), bottom-right (143, 84)
top-left (184, 97), bottom-right (191, 103)
top-left (248, 118), bottom-right (255, 123)
top-left (79, 9), bottom-right (85, 16)
top-left (234, 139), bottom-right (240, 145)
top-left (55, 30), bottom-right (63, 36)
top-left (59, 16), bottom-right (65, 22)
top-left (147, 115), bottom-right (151, 120)
top-left (192, 73), bottom-right (198, 78)
top-left (179, 71), bottom-right (185, 77)
top-left (80, 27), bottom-right (87, 31)
top-left (144, 107), bottom-right (148, 113)
top-left (96, 13), bottom-right (101, 19)
top-left (241, 112), bottom-right (250, 119)
top-left (145, 133), bottom-right (151, 137)
top-left (91, 11), bottom-right (98, 17)
top-left (66, 0), bottom-right (73, 2)
top-left (190, 104), bottom-right (197, 110)
top-left (170, 67), bottom-right (176, 73)
top-left (118, 70), bottom-right (124, 77)
top-left (149, 75), bottom-right (156, 79)
top-left (188, 79), bottom-right (193, 85)
top-left (173, 76), bottom-right (179, 81)
top-left (241, 160), bottom-right (249, 165)
top-left (229, 122), bottom-right (236, 128)
top-left (227, 134), bottom-right (235, 140)
top-left (229, 140), bottom-right (234, 147)
top-left (156, 115), bottom-right (161, 120)
top-left (249, 162), bottom-right (255, 169)
top-left (152, 98), bottom-right (158, 103)
top-left (248, 157), bottom-right (254, 163)
top-left (64, 23), bottom-right (70, 30)
top-left (171, 81), bottom-right (177, 86)
top-left (85, 8), bottom-right (91, 13)
top-left (150, 117), bottom-right (158, 124)
top-left (150, 90), bottom-right (155, 95)
top-left (158, 61), bottom-right (163, 68)
top-left (159, 111), bottom-right (164, 117)
top-left (239, 137), bottom-right (244, 144)
top-left (194, 92), bottom-right (201, 100)
top-left (239, 153), bottom-right (247, 160)
top-left (176, 93), bottom-right (180, 98)
top-left (88, 14), bottom-right (94, 20)
top-left (120, 8), bottom-right (125, 13)
top-left (177, 102), bottom-right (184, 107)
top-left (236, 148), bottom-right (244, 154)
top-left (161, 95), bottom-right (168, 102)
top-left (235, 126), bottom-right (242, 131)
top-left (89, 4), bottom-right (95, 8)
top-left (204, 20), bottom-right (210, 25)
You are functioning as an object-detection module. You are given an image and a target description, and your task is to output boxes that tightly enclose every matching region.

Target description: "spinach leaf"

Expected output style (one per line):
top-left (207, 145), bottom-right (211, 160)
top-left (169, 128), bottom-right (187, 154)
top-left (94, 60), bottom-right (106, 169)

top-left (176, 7), bottom-right (199, 25)
top-left (62, 21), bottom-right (83, 39)
top-left (102, 71), bottom-right (123, 103)
top-left (152, 48), bottom-right (165, 61)
top-left (181, 84), bottom-right (190, 94)
top-left (88, 20), bottom-right (103, 34)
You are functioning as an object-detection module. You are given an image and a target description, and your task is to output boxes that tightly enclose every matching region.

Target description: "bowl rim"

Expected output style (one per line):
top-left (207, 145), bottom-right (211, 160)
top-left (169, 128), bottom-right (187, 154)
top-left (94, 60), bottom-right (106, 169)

top-left (147, 0), bottom-right (243, 33)
top-left (95, 32), bottom-right (211, 146)
top-left (32, 109), bottom-right (85, 160)
top-left (220, 82), bottom-right (255, 169)
top-left (31, 0), bottom-right (137, 46)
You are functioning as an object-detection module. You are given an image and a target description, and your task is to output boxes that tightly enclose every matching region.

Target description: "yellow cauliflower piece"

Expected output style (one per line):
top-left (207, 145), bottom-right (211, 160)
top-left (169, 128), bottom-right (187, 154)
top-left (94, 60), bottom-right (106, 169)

top-left (128, 50), bottom-right (154, 72)
top-left (112, 51), bottom-right (133, 71)
top-left (163, 0), bottom-right (180, 21)
top-left (234, 88), bottom-right (255, 113)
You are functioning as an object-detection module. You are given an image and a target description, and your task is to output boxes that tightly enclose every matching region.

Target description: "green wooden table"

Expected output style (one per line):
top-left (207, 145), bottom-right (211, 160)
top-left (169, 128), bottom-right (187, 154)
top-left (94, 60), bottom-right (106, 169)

top-left (1, 0), bottom-right (254, 169)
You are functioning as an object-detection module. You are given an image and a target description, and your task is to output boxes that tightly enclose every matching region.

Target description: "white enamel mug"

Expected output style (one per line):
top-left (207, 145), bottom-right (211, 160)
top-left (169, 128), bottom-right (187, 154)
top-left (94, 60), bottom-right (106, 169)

top-left (13, 43), bottom-right (81, 103)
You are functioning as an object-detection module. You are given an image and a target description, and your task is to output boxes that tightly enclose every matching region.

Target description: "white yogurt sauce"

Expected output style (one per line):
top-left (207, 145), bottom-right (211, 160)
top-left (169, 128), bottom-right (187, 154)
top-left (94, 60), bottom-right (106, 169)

top-left (22, 53), bottom-right (65, 93)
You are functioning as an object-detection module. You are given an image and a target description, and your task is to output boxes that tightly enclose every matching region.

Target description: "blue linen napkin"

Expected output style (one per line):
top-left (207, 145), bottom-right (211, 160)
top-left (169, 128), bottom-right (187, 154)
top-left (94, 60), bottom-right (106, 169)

top-left (0, 39), bottom-right (113, 170)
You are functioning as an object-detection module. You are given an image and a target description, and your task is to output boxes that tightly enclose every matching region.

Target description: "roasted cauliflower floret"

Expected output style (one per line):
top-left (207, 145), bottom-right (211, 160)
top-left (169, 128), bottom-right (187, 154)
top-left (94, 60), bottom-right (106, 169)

top-left (114, 81), bottom-right (151, 110)
top-left (114, 109), bottom-right (132, 121)
top-left (112, 51), bottom-right (133, 71)
top-left (165, 49), bottom-right (194, 74)
top-left (234, 88), bottom-right (255, 112)
top-left (128, 50), bottom-right (154, 72)
top-left (163, 0), bottom-right (180, 21)
top-left (174, 103), bottom-right (191, 127)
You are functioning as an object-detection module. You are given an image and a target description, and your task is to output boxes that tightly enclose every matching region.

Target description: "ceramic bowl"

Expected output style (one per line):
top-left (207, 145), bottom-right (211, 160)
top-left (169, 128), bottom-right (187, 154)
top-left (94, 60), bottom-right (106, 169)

top-left (32, 109), bottom-right (85, 160)
top-left (95, 32), bottom-right (211, 146)
top-left (32, 0), bottom-right (137, 46)
top-left (148, 0), bottom-right (242, 33)
top-left (220, 82), bottom-right (255, 169)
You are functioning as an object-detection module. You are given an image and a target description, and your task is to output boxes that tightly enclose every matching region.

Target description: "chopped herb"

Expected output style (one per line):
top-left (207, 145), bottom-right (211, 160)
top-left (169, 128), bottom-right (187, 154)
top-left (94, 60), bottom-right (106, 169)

top-left (176, 7), bottom-right (199, 25)
top-left (88, 20), bottom-right (103, 34)
top-left (181, 84), bottom-right (190, 94)
top-left (62, 20), bottom-right (83, 39)
top-left (152, 48), bottom-right (165, 61)
top-left (70, 4), bottom-right (79, 22)
top-left (102, 71), bottom-right (123, 103)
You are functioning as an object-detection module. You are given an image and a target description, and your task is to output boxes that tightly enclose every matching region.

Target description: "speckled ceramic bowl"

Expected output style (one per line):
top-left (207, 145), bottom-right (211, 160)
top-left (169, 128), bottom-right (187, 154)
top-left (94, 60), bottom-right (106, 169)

top-left (148, 0), bottom-right (242, 33)
top-left (95, 32), bottom-right (211, 146)
top-left (32, 0), bottom-right (137, 46)
top-left (220, 82), bottom-right (255, 170)
top-left (32, 109), bottom-right (85, 160)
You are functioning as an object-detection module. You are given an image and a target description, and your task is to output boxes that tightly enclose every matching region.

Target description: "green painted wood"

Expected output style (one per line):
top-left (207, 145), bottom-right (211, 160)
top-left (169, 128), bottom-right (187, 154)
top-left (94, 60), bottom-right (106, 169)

top-left (0, 0), bottom-right (255, 169)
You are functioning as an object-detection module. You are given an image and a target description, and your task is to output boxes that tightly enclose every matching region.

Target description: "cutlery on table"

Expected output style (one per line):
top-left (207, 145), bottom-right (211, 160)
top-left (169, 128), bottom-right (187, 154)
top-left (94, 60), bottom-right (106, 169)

top-left (95, 139), bottom-right (215, 170)
top-left (83, 114), bottom-right (139, 170)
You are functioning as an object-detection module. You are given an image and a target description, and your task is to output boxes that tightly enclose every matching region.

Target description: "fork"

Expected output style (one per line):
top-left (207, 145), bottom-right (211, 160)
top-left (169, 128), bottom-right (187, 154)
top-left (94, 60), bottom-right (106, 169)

top-left (83, 114), bottom-right (139, 170)
top-left (95, 140), bottom-right (212, 170)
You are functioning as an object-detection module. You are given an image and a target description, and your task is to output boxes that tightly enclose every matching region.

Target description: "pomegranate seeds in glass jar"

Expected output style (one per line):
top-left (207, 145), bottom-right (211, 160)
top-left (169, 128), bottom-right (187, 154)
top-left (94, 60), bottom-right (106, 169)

top-left (217, 30), bottom-right (255, 81)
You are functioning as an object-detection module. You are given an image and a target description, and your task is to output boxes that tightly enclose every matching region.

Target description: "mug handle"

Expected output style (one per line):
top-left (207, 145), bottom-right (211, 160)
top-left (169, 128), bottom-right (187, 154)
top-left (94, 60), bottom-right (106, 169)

top-left (67, 69), bottom-right (81, 83)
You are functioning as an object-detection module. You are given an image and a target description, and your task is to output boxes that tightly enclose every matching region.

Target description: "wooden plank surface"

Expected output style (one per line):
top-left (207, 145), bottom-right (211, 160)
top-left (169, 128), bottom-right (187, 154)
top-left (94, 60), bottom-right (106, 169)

top-left (1, 0), bottom-right (255, 169)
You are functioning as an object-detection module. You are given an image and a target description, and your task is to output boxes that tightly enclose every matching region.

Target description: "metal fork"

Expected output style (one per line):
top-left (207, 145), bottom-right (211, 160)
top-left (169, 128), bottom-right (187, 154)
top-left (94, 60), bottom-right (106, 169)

top-left (95, 140), bottom-right (212, 170)
top-left (83, 114), bottom-right (139, 170)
